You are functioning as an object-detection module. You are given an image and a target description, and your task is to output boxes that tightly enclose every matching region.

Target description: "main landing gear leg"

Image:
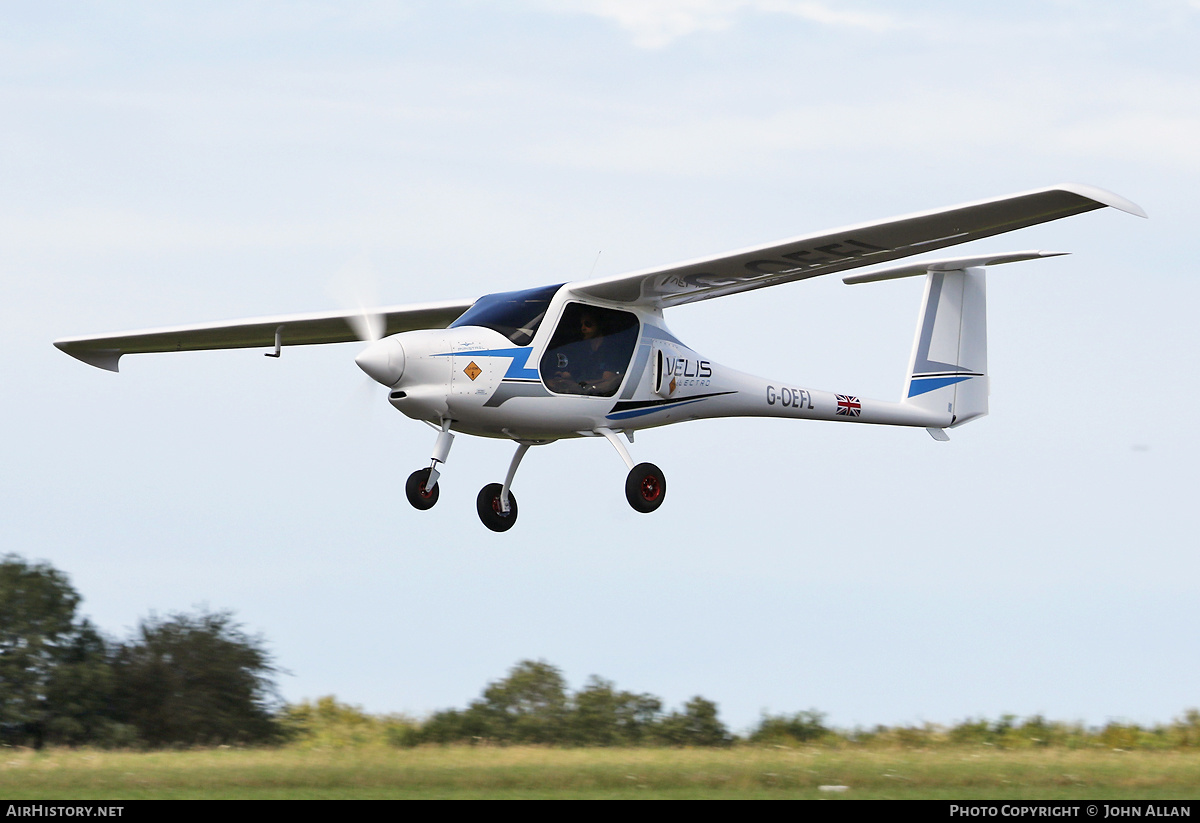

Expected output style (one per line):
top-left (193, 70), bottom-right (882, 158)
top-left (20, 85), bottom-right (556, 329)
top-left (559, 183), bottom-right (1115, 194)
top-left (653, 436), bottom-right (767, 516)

top-left (477, 442), bottom-right (530, 532)
top-left (406, 420), bottom-right (455, 511)
top-left (596, 427), bottom-right (666, 514)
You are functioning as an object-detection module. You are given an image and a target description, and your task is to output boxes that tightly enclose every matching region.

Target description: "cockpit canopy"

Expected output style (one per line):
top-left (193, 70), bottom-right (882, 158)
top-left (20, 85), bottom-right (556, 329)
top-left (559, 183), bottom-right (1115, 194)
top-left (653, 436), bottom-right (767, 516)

top-left (450, 285), bottom-right (641, 398)
top-left (449, 284), bottom-right (563, 346)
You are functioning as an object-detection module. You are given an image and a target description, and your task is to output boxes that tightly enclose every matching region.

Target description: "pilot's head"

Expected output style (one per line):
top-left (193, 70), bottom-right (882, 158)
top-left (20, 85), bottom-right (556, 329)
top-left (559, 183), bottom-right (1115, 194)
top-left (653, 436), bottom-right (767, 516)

top-left (579, 312), bottom-right (600, 339)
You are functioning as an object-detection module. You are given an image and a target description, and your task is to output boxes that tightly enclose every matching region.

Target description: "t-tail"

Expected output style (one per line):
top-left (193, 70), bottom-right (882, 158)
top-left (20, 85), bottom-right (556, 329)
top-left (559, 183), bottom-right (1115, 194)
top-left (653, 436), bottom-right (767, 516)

top-left (845, 250), bottom-right (1067, 430)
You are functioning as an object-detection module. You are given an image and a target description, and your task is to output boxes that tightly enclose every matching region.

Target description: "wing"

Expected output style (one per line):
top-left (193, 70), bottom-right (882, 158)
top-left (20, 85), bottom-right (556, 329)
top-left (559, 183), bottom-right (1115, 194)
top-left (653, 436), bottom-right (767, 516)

top-left (54, 299), bottom-right (474, 372)
top-left (571, 183), bottom-right (1145, 307)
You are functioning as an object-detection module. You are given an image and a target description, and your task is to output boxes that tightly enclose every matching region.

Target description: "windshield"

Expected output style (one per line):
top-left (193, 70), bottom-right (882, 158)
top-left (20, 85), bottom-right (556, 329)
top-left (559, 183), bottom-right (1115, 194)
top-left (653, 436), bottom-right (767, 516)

top-left (449, 283), bottom-right (563, 346)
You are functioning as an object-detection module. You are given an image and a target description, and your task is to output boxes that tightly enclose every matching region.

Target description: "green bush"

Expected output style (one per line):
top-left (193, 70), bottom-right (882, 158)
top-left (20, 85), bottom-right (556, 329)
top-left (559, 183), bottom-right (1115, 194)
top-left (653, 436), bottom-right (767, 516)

top-left (281, 696), bottom-right (417, 749)
top-left (749, 710), bottom-right (829, 745)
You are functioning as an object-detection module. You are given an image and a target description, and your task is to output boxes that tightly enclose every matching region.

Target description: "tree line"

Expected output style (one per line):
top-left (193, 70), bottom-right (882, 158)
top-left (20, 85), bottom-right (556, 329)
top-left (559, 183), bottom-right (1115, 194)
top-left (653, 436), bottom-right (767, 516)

top-left (282, 661), bottom-right (734, 748)
top-left (5, 554), bottom-right (1200, 750)
top-left (1, 553), bottom-right (735, 749)
top-left (395, 660), bottom-right (732, 747)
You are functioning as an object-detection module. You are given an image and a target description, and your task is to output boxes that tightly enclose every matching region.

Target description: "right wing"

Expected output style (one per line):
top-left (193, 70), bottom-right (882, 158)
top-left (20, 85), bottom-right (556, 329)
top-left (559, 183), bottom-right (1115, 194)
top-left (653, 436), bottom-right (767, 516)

top-left (54, 299), bottom-right (474, 372)
top-left (571, 183), bottom-right (1145, 307)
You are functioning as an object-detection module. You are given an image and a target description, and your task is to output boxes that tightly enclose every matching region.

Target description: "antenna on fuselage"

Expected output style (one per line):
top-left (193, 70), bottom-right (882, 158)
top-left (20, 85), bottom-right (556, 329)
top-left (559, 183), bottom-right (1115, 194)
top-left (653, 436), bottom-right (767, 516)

top-left (589, 251), bottom-right (602, 278)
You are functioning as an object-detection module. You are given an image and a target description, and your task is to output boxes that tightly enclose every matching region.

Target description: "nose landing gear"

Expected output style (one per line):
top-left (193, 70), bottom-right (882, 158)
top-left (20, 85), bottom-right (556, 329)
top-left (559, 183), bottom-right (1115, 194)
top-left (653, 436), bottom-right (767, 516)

top-left (406, 419), bottom-right (455, 511)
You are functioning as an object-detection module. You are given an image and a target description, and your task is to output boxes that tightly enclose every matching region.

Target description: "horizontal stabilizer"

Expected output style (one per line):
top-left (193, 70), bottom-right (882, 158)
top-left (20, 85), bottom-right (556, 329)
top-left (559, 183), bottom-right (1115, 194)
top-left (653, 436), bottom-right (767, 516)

top-left (843, 251), bottom-right (1067, 285)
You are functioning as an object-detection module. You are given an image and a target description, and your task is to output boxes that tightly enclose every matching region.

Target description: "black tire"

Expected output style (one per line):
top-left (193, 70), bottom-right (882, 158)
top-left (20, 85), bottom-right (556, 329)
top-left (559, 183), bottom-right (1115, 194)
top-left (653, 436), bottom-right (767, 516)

top-left (476, 483), bottom-right (518, 532)
top-left (625, 462), bottom-right (666, 513)
top-left (405, 468), bottom-right (439, 510)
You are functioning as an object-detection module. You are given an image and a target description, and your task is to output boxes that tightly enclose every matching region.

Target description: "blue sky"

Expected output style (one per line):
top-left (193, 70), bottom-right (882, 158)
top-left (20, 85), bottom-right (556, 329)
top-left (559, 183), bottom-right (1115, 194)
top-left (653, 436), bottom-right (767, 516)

top-left (2, 1), bottom-right (1197, 732)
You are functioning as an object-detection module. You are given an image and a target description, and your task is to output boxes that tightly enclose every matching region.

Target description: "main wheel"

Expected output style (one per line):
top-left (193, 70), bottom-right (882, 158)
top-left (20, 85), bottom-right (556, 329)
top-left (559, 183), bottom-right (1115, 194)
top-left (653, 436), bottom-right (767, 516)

top-left (405, 468), bottom-right (439, 510)
top-left (476, 483), bottom-right (518, 532)
top-left (625, 462), bottom-right (666, 513)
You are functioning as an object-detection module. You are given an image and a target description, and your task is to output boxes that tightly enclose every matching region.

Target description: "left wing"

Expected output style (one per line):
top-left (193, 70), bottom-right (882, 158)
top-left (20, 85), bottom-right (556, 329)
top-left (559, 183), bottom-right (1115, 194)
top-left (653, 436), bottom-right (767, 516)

top-left (572, 183), bottom-right (1144, 307)
top-left (54, 299), bottom-right (473, 372)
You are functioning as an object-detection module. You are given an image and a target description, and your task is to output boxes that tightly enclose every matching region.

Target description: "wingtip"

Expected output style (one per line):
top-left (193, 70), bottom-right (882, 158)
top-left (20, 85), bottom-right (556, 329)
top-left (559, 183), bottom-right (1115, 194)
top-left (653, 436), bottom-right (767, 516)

top-left (54, 340), bottom-right (122, 372)
top-left (1056, 183), bottom-right (1148, 219)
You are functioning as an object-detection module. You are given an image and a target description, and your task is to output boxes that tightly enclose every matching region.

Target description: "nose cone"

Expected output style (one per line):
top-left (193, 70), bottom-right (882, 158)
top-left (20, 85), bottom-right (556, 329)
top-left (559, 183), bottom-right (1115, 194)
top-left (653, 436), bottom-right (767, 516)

top-left (355, 338), bottom-right (406, 386)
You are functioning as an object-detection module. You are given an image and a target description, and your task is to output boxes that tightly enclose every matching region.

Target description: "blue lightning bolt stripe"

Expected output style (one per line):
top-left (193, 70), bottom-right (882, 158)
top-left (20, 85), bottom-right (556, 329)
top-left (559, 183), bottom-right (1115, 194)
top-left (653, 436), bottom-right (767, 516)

top-left (433, 347), bottom-right (538, 379)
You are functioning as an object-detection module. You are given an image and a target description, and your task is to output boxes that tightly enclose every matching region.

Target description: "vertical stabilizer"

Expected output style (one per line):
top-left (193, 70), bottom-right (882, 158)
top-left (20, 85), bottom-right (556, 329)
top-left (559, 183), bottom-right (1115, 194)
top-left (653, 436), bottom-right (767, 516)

top-left (902, 267), bottom-right (988, 427)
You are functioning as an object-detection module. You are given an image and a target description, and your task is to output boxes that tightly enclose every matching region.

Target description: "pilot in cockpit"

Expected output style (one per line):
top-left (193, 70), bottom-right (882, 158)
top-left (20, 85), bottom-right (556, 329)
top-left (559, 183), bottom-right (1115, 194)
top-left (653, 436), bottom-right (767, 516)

top-left (545, 309), bottom-right (625, 396)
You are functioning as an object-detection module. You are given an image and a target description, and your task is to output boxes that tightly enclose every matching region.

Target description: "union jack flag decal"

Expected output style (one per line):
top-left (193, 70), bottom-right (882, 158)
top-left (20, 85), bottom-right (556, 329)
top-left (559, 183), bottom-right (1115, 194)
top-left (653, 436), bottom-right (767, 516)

top-left (835, 394), bottom-right (862, 417)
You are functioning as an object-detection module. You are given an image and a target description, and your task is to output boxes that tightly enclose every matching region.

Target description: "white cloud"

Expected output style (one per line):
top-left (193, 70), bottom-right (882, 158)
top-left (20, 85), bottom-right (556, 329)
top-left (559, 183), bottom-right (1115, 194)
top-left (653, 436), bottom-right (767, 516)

top-left (533, 0), bottom-right (896, 48)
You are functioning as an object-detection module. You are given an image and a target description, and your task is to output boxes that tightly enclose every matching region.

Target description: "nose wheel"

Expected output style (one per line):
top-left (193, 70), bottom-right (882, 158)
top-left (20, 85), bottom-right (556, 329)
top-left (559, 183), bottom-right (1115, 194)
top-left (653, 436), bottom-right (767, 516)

top-left (625, 462), bottom-right (666, 513)
top-left (405, 468), bottom-right (439, 510)
top-left (406, 420), bottom-right (454, 511)
top-left (477, 483), bottom-right (518, 532)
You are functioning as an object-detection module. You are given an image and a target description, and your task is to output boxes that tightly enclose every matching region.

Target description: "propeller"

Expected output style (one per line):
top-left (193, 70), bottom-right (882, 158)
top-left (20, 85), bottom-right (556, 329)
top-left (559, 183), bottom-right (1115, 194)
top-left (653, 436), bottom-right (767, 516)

top-left (326, 252), bottom-right (406, 387)
top-left (329, 252), bottom-right (387, 344)
top-left (348, 307), bottom-right (386, 345)
top-left (326, 253), bottom-right (406, 390)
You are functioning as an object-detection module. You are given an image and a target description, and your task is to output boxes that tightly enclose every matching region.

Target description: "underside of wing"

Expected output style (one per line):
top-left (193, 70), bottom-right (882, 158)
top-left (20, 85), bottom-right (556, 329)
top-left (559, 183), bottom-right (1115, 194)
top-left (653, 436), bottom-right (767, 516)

top-left (571, 183), bottom-right (1145, 307)
top-left (54, 299), bottom-right (474, 372)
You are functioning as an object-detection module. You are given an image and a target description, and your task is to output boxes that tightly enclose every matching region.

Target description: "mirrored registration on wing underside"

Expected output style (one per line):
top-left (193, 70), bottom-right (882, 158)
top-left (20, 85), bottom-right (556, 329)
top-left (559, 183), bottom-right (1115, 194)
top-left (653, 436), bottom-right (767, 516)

top-left (575, 185), bottom-right (1127, 306)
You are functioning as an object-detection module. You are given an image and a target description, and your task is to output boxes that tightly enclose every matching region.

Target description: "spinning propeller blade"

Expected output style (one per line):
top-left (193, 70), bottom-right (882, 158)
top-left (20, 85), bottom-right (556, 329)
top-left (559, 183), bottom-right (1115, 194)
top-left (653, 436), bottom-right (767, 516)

top-left (330, 253), bottom-right (386, 343)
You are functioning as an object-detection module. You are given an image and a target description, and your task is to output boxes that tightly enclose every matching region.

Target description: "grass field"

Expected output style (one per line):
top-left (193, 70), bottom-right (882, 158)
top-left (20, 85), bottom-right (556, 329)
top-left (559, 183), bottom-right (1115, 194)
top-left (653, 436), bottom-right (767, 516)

top-left (2, 746), bottom-right (1199, 799)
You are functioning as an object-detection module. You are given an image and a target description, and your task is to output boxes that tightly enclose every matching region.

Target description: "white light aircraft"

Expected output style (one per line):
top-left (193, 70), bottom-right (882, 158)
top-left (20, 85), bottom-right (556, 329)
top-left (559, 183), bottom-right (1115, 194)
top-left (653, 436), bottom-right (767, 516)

top-left (56, 184), bottom-right (1144, 531)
